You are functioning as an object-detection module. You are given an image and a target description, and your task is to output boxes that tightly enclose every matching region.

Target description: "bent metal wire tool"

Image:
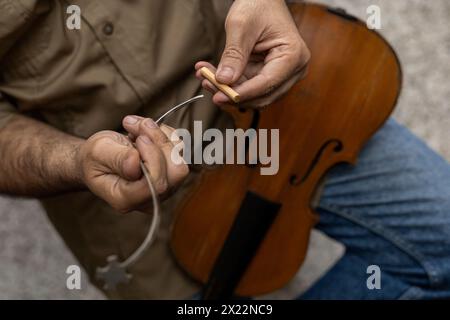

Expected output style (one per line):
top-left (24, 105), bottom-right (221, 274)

top-left (95, 95), bottom-right (204, 290)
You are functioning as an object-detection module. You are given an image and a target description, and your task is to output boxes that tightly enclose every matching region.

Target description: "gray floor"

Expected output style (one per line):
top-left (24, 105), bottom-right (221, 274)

top-left (0, 0), bottom-right (449, 299)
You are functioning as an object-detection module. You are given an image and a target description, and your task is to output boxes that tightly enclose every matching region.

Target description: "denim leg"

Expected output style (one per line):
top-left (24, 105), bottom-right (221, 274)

top-left (299, 119), bottom-right (450, 300)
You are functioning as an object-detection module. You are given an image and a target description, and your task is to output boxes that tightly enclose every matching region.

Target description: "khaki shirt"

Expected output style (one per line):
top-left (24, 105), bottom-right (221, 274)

top-left (0, 0), bottom-right (232, 299)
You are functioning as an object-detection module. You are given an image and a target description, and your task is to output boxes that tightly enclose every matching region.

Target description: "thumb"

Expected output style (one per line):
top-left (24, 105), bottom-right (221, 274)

top-left (121, 148), bottom-right (142, 181)
top-left (217, 21), bottom-right (255, 84)
top-left (108, 145), bottom-right (141, 181)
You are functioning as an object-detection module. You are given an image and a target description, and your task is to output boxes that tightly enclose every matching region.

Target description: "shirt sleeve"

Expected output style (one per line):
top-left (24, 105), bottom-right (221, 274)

top-left (0, 0), bottom-right (40, 129)
top-left (0, 1), bottom-right (41, 57)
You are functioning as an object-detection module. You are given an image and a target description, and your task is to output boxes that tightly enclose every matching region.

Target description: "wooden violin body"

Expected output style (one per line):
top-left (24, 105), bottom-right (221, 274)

top-left (171, 3), bottom-right (402, 298)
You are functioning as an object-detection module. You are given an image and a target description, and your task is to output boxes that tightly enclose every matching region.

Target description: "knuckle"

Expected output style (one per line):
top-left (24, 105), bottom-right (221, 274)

top-left (141, 123), bottom-right (167, 144)
top-left (303, 46), bottom-right (311, 65)
top-left (111, 199), bottom-right (132, 214)
top-left (298, 43), bottom-right (311, 68)
top-left (113, 152), bottom-right (125, 174)
top-left (139, 120), bottom-right (149, 134)
top-left (178, 163), bottom-right (190, 179)
top-left (288, 39), bottom-right (311, 72)
top-left (161, 140), bottom-right (175, 151)
top-left (89, 130), bottom-right (110, 140)
top-left (290, 51), bottom-right (303, 68)
top-left (107, 181), bottom-right (136, 214)
top-left (87, 131), bottom-right (125, 160)
top-left (148, 160), bottom-right (169, 195)
top-left (108, 188), bottom-right (130, 213)
top-left (223, 45), bottom-right (245, 61)
top-left (116, 133), bottom-right (132, 147)
top-left (160, 124), bottom-right (176, 139)
top-left (225, 15), bottom-right (246, 29)
top-left (89, 138), bottom-right (107, 159)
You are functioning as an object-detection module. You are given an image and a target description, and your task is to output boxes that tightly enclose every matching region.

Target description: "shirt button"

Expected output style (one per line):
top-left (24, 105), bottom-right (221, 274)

top-left (103, 22), bottom-right (114, 36)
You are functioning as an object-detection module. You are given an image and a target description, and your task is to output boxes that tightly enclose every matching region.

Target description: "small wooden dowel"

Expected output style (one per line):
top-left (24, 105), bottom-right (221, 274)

top-left (200, 67), bottom-right (241, 103)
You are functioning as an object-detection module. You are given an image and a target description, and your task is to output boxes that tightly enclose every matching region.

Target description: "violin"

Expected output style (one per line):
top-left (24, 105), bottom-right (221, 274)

top-left (171, 2), bottom-right (402, 299)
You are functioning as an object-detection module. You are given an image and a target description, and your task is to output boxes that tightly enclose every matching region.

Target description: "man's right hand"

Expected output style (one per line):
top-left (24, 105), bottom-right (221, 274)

top-left (77, 117), bottom-right (189, 213)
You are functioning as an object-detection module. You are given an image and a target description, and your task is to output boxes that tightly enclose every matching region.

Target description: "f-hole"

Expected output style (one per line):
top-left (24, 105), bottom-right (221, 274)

top-left (290, 139), bottom-right (343, 186)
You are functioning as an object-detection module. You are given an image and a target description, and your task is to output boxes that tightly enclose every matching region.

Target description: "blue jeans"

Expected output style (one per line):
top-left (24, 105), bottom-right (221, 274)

top-left (299, 119), bottom-right (450, 299)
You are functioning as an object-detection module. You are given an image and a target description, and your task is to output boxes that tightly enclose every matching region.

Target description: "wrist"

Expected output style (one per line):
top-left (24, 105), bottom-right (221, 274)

top-left (63, 138), bottom-right (86, 189)
top-left (75, 141), bottom-right (85, 186)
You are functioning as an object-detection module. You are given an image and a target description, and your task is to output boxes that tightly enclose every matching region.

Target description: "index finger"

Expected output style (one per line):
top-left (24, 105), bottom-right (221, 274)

top-left (123, 117), bottom-right (173, 147)
top-left (232, 57), bottom-right (297, 102)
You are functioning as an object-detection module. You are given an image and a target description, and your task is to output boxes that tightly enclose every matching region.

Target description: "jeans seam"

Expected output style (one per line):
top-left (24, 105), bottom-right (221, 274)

top-left (318, 203), bottom-right (443, 288)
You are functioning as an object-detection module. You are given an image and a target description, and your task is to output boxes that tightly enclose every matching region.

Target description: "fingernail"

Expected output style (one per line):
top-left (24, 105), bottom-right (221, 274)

top-left (124, 116), bottom-right (139, 124)
top-left (217, 66), bottom-right (234, 82)
top-left (145, 119), bottom-right (158, 129)
top-left (139, 135), bottom-right (152, 145)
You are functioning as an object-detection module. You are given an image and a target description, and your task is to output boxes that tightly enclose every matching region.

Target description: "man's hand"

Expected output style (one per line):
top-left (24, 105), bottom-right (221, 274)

top-left (196, 0), bottom-right (310, 108)
top-left (78, 117), bottom-right (188, 213)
